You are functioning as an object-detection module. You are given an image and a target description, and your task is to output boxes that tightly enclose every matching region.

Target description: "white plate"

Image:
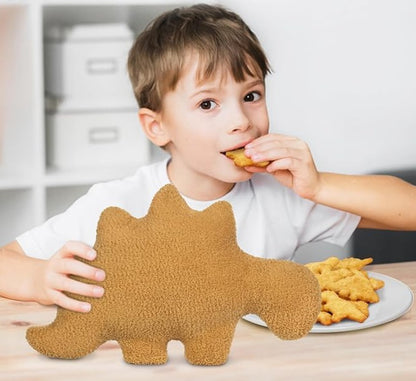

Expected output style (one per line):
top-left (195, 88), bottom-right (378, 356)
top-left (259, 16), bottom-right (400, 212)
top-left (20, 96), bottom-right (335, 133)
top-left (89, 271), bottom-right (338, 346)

top-left (243, 271), bottom-right (414, 333)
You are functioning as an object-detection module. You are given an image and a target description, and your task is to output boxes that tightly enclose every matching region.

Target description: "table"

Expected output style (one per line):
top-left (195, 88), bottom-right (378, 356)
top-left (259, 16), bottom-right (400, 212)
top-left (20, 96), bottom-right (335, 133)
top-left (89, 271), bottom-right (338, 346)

top-left (1, 262), bottom-right (415, 380)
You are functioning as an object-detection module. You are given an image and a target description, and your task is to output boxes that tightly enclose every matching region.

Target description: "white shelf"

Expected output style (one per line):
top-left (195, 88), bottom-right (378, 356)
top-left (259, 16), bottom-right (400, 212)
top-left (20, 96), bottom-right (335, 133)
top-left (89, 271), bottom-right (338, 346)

top-left (0, 0), bottom-right (189, 246)
top-left (44, 165), bottom-right (140, 187)
top-left (0, 169), bottom-right (35, 190)
top-left (0, 189), bottom-right (38, 243)
top-left (40, 0), bottom-right (187, 5)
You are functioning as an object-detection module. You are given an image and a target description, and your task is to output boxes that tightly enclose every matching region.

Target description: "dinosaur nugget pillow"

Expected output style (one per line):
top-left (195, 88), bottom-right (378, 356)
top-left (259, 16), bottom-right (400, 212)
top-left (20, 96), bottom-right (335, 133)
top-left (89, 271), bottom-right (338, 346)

top-left (26, 185), bottom-right (320, 365)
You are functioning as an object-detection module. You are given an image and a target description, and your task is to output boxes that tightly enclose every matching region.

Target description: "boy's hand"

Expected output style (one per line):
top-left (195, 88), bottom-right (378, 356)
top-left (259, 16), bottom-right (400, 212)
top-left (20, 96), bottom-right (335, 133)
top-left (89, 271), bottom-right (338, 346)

top-left (244, 134), bottom-right (321, 200)
top-left (33, 241), bottom-right (105, 313)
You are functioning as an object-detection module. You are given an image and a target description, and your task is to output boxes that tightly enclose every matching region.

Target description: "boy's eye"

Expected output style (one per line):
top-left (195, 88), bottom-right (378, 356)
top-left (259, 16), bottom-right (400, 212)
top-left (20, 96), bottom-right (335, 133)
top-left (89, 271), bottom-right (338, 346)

top-left (244, 92), bottom-right (261, 102)
top-left (199, 100), bottom-right (217, 110)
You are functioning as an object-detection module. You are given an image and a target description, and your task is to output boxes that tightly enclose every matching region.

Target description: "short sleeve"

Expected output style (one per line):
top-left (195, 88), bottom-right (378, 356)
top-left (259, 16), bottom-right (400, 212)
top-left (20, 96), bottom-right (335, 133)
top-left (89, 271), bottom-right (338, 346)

top-left (251, 173), bottom-right (361, 253)
top-left (16, 160), bottom-right (169, 260)
top-left (295, 202), bottom-right (361, 248)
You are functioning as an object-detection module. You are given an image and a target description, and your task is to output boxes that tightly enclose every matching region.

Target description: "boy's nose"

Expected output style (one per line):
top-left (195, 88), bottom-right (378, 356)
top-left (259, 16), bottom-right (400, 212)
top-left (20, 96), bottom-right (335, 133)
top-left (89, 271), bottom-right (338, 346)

top-left (228, 107), bottom-right (250, 134)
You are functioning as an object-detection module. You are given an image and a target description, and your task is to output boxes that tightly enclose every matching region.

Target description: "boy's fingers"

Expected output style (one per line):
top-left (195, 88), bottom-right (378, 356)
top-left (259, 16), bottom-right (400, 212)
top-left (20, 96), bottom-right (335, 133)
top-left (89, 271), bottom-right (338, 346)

top-left (247, 147), bottom-right (303, 164)
top-left (58, 276), bottom-right (104, 299)
top-left (246, 133), bottom-right (297, 148)
top-left (57, 241), bottom-right (96, 261)
top-left (50, 290), bottom-right (92, 313)
top-left (245, 140), bottom-right (306, 161)
top-left (244, 166), bottom-right (266, 173)
top-left (56, 258), bottom-right (105, 282)
top-left (248, 134), bottom-right (308, 152)
top-left (266, 157), bottom-right (298, 172)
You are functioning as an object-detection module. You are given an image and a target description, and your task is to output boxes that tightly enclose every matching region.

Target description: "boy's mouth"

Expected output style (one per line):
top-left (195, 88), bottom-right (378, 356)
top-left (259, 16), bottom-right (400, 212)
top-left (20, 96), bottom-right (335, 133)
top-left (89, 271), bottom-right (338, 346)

top-left (221, 141), bottom-right (270, 168)
top-left (220, 141), bottom-right (251, 156)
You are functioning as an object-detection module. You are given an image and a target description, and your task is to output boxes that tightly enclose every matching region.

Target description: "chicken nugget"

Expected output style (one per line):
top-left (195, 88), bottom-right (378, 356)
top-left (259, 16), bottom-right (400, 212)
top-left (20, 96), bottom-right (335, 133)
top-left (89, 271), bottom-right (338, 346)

top-left (305, 256), bottom-right (384, 325)
top-left (370, 277), bottom-right (385, 291)
top-left (225, 148), bottom-right (269, 168)
top-left (317, 311), bottom-right (333, 326)
top-left (326, 270), bottom-right (380, 303)
top-left (335, 257), bottom-right (373, 271)
top-left (321, 291), bottom-right (369, 324)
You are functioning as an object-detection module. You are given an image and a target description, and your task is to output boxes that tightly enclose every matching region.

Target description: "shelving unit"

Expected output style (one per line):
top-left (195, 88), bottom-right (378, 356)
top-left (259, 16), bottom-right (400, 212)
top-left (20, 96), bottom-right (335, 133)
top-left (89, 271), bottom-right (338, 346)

top-left (0, 0), bottom-right (189, 245)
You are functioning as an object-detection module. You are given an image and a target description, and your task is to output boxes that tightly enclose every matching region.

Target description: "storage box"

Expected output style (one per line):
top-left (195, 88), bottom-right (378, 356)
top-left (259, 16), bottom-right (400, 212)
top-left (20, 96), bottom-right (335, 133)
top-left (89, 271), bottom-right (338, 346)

top-left (46, 111), bottom-right (149, 170)
top-left (44, 24), bottom-right (136, 108)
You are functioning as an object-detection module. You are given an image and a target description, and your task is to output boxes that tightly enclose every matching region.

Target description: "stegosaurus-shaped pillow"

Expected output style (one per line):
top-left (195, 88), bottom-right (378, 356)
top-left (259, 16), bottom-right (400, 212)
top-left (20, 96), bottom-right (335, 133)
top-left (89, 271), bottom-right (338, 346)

top-left (26, 184), bottom-right (320, 365)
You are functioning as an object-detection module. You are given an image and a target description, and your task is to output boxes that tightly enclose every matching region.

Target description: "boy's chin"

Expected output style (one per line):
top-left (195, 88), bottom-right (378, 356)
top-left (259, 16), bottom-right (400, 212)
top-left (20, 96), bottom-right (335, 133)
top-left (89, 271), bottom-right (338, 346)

top-left (223, 167), bottom-right (253, 183)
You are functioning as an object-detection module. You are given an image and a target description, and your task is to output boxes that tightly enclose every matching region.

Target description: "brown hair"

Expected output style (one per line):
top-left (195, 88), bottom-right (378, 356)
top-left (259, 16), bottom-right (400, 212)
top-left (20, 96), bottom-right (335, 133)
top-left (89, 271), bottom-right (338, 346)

top-left (127, 3), bottom-right (271, 111)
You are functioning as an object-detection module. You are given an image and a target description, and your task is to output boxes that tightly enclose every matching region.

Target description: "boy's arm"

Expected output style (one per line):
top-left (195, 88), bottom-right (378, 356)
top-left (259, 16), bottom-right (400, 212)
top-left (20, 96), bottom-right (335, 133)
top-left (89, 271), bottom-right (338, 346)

top-left (313, 173), bottom-right (416, 230)
top-left (245, 133), bottom-right (416, 230)
top-left (0, 240), bottom-right (105, 312)
top-left (0, 241), bottom-right (40, 301)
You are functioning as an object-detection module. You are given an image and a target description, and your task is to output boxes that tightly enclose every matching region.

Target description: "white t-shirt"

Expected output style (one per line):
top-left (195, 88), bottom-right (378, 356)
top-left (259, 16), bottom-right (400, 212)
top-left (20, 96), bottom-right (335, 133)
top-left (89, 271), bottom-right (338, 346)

top-left (17, 159), bottom-right (360, 261)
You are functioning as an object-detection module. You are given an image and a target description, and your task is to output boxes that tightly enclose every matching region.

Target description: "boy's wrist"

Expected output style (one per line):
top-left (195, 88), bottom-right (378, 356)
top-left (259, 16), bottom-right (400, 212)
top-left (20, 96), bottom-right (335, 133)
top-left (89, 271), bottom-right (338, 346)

top-left (0, 248), bottom-right (39, 302)
top-left (309, 172), bottom-right (330, 205)
top-left (13, 254), bottom-right (46, 303)
top-left (26, 257), bottom-right (48, 304)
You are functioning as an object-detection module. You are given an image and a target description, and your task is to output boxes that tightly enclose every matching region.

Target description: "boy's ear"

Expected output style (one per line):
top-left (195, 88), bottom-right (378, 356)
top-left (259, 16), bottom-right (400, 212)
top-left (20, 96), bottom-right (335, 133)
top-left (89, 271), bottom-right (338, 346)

top-left (138, 108), bottom-right (170, 147)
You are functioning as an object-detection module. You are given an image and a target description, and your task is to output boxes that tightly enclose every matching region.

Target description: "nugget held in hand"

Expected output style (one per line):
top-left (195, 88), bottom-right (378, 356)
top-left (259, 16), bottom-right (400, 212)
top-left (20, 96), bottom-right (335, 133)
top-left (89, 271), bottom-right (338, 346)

top-left (225, 148), bottom-right (269, 168)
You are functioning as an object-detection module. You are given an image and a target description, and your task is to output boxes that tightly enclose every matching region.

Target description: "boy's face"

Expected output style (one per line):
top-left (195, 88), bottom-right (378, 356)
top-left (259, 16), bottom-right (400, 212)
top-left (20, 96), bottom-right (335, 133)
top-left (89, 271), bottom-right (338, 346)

top-left (158, 56), bottom-right (269, 199)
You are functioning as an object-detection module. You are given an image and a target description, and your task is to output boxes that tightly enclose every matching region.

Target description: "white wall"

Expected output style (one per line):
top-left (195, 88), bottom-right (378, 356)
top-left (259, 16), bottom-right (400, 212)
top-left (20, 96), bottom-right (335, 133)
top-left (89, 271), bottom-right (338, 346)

top-left (224, 0), bottom-right (416, 175)
top-left (224, 0), bottom-right (416, 261)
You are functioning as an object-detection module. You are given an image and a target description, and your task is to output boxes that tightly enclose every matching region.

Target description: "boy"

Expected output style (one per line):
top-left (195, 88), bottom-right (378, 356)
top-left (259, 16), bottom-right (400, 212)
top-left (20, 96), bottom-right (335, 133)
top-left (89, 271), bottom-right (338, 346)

top-left (0, 4), bottom-right (415, 314)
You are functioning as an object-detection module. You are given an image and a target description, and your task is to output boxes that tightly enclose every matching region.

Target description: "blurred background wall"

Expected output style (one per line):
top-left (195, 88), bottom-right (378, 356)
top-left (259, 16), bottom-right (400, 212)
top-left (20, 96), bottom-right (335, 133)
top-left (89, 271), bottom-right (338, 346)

top-left (1, 0), bottom-right (415, 261)
top-left (224, 0), bottom-right (416, 262)
top-left (225, 0), bottom-right (416, 175)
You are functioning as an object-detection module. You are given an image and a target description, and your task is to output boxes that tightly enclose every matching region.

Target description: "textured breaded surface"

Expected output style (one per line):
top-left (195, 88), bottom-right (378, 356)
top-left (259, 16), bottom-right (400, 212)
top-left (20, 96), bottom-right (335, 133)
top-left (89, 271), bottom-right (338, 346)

top-left (320, 291), bottom-right (369, 324)
top-left (226, 148), bottom-right (269, 167)
top-left (27, 185), bottom-right (320, 365)
top-left (306, 256), bottom-right (384, 325)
